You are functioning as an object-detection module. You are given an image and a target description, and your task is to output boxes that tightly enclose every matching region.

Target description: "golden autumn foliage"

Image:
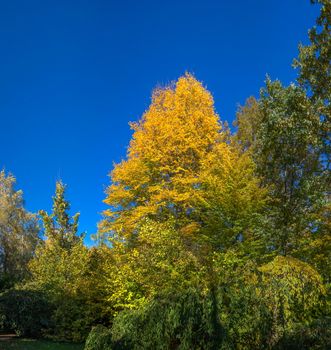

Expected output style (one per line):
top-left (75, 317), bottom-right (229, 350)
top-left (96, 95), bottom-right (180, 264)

top-left (101, 74), bottom-right (268, 249)
top-left (3, 2), bottom-right (330, 346)
top-left (101, 74), bottom-right (221, 240)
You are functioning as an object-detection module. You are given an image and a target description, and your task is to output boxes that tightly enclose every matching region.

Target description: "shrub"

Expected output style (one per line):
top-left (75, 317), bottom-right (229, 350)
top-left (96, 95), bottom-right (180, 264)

top-left (0, 289), bottom-right (52, 337)
top-left (111, 288), bottom-right (223, 350)
top-left (85, 325), bottom-right (112, 350)
top-left (274, 317), bottom-right (331, 350)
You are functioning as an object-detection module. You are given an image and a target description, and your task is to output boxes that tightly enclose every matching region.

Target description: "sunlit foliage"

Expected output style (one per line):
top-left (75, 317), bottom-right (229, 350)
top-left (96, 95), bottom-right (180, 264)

top-left (0, 170), bottom-right (39, 289)
top-left (0, 2), bottom-right (330, 348)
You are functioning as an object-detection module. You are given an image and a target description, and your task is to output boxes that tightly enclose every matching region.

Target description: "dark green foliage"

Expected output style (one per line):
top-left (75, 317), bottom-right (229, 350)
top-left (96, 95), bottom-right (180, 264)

top-left (273, 317), bottom-right (331, 350)
top-left (294, 0), bottom-right (331, 169)
top-left (257, 80), bottom-right (324, 255)
top-left (0, 339), bottom-right (84, 350)
top-left (295, 0), bottom-right (331, 101)
top-left (220, 283), bottom-right (273, 349)
top-left (48, 295), bottom-right (92, 342)
top-left (0, 289), bottom-right (52, 337)
top-left (84, 325), bottom-right (112, 350)
top-left (110, 289), bottom-right (223, 350)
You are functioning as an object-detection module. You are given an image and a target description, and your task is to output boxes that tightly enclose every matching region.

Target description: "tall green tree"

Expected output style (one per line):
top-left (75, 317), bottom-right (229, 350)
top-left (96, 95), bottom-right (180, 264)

top-left (235, 81), bottom-right (324, 256)
top-left (28, 181), bottom-right (103, 341)
top-left (39, 181), bottom-right (81, 250)
top-left (0, 170), bottom-right (39, 289)
top-left (294, 0), bottom-right (331, 170)
top-left (292, 0), bottom-right (331, 282)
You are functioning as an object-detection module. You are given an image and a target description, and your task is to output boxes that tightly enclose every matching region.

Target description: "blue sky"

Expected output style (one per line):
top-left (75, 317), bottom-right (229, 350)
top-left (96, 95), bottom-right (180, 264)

top-left (0, 0), bottom-right (320, 245)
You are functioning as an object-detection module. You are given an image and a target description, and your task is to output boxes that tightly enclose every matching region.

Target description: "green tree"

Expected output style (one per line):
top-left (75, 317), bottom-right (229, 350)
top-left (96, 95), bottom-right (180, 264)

top-left (235, 81), bottom-right (324, 256)
top-left (29, 181), bottom-right (106, 341)
top-left (291, 0), bottom-right (331, 282)
top-left (103, 220), bottom-right (205, 312)
top-left (233, 96), bottom-right (261, 153)
top-left (39, 181), bottom-right (81, 250)
top-left (195, 142), bottom-right (268, 254)
top-left (294, 0), bottom-right (331, 169)
top-left (29, 241), bottom-right (96, 341)
top-left (0, 170), bottom-right (39, 289)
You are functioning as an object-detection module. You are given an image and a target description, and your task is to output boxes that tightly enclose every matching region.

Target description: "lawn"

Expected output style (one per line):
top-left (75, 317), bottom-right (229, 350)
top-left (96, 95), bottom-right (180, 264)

top-left (0, 338), bottom-right (84, 350)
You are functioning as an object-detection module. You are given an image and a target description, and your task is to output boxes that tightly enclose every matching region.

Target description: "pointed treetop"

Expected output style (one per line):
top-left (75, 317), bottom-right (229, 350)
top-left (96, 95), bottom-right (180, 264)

top-left (40, 180), bottom-right (81, 249)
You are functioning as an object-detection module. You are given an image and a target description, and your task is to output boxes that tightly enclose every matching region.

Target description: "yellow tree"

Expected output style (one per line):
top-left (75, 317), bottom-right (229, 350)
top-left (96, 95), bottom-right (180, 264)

top-left (98, 75), bottom-right (274, 348)
top-left (101, 73), bottom-right (268, 258)
top-left (101, 74), bottom-right (221, 242)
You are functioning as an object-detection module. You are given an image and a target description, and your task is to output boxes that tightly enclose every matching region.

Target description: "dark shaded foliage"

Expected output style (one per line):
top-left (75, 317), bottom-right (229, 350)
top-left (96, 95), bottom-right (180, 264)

top-left (84, 289), bottom-right (223, 350)
top-left (0, 289), bottom-right (53, 337)
top-left (274, 317), bottom-right (331, 350)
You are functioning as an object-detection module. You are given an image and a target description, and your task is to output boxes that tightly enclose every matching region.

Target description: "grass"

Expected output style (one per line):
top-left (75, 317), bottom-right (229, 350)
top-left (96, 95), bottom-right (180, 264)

top-left (0, 338), bottom-right (84, 350)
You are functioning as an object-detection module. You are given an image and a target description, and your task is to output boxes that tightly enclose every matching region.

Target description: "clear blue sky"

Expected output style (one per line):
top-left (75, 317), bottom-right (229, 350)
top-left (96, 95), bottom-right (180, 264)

top-left (0, 0), bottom-right (320, 245)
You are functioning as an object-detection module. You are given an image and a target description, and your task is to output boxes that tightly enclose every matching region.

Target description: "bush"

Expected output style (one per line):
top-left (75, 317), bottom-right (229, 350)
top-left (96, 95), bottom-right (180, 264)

top-left (111, 288), bottom-right (223, 350)
top-left (0, 289), bottom-right (52, 337)
top-left (85, 325), bottom-right (112, 350)
top-left (274, 317), bottom-right (331, 350)
top-left (48, 295), bottom-right (93, 342)
top-left (219, 281), bottom-right (273, 350)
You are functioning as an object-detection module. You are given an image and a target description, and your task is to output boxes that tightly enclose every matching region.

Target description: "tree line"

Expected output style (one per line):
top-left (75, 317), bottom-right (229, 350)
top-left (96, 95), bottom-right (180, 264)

top-left (0, 1), bottom-right (330, 349)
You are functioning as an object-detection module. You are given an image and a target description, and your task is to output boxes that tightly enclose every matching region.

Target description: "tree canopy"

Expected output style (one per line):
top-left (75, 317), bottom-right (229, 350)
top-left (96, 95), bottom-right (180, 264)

top-left (0, 1), bottom-right (330, 349)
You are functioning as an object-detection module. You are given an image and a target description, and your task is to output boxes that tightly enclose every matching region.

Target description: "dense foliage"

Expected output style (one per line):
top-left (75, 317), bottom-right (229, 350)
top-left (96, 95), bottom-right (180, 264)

top-left (0, 1), bottom-right (330, 349)
top-left (0, 289), bottom-right (52, 337)
top-left (0, 171), bottom-right (39, 289)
